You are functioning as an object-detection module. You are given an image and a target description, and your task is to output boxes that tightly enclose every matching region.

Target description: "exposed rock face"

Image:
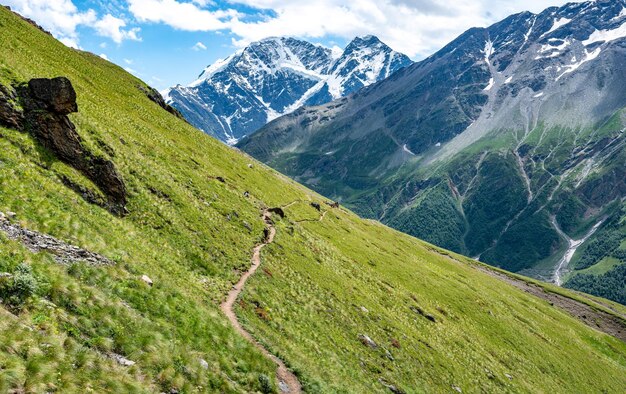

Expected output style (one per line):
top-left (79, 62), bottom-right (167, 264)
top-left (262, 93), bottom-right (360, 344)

top-left (0, 77), bottom-right (128, 215)
top-left (0, 85), bottom-right (23, 129)
top-left (138, 85), bottom-right (185, 120)
top-left (26, 77), bottom-right (78, 114)
top-left (0, 212), bottom-right (114, 266)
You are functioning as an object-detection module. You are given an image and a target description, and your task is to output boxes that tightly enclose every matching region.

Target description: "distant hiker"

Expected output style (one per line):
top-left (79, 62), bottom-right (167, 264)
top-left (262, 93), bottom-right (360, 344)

top-left (243, 191), bottom-right (250, 198)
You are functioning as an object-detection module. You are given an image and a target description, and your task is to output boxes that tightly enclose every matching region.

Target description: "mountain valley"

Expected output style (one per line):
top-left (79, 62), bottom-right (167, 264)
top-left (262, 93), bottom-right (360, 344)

top-left (1, 2), bottom-right (626, 393)
top-left (240, 0), bottom-right (626, 305)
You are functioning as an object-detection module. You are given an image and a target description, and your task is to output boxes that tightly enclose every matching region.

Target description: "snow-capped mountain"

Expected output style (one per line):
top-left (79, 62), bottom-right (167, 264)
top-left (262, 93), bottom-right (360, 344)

top-left (239, 0), bottom-right (626, 303)
top-left (163, 36), bottom-right (411, 144)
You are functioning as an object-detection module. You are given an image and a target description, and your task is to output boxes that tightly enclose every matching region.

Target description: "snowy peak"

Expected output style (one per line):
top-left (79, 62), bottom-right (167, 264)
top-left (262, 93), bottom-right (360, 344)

top-left (165, 36), bottom-right (412, 143)
top-left (329, 35), bottom-right (412, 96)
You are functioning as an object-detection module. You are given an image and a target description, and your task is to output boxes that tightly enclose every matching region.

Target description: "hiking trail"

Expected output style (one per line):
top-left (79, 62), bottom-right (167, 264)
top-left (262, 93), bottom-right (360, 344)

top-left (220, 208), bottom-right (302, 393)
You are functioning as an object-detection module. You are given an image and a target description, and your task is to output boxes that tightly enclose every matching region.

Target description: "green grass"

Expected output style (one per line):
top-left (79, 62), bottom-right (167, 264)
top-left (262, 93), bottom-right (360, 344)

top-left (238, 205), bottom-right (626, 392)
top-left (1, 7), bottom-right (626, 393)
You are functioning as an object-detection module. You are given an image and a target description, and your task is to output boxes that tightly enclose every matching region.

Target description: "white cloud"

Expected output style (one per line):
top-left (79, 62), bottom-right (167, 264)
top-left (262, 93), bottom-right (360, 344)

top-left (124, 58), bottom-right (134, 64)
top-left (192, 41), bottom-right (207, 50)
top-left (125, 0), bottom-right (580, 58)
top-left (224, 0), bottom-right (582, 57)
top-left (99, 53), bottom-right (110, 60)
top-left (4, 0), bottom-right (97, 48)
top-left (127, 0), bottom-right (239, 31)
top-left (94, 14), bottom-right (142, 43)
top-left (5, 0), bottom-right (142, 47)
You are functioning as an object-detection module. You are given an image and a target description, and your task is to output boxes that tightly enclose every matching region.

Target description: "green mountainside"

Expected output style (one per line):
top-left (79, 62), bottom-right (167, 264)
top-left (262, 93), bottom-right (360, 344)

top-left (239, 1), bottom-right (626, 305)
top-left (1, 6), bottom-right (626, 393)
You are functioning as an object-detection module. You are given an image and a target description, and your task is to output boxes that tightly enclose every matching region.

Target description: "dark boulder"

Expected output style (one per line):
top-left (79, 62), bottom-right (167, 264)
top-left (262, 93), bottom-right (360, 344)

top-left (26, 77), bottom-right (77, 114)
top-left (311, 202), bottom-right (321, 211)
top-left (2, 77), bottom-right (127, 215)
top-left (267, 207), bottom-right (285, 218)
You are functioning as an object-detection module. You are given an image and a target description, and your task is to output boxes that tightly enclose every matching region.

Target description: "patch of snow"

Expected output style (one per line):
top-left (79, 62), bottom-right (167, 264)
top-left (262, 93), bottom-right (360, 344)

top-left (483, 77), bottom-right (495, 91)
top-left (556, 47), bottom-right (602, 81)
top-left (190, 53), bottom-right (239, 87)
top-left (402, 144), bottom-right (415, 155)
top-left (435, 142), bottom-right (441, 147)
top-left (543, 17), bottom-right (572, 37)
top-left (535, 40), bottom-right (570, 60)
top-left (523, 16), bottom-right (537, 45)
top-left (583, 21), bottom-right (626, 46)
top-left (504, 76), bottom-right (513, 84)
top-left (533, 92), bottom-right (544, 98)
top-left (483, 40), bottom-right (494, 65)
top-left (330, 45), bottom-right (343, 59)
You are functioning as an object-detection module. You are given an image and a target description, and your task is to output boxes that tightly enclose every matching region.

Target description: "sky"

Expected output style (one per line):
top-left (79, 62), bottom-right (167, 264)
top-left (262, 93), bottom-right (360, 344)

top-left (3, 0), bottom-right (580, 90)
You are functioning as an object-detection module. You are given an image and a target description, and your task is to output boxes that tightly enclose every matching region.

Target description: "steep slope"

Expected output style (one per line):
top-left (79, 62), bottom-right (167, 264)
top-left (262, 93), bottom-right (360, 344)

top-left (164, 36), bottom-right (411, 144)
top-left (239, 0), bottom-right (626, 304)
top-left (1, 6), bottom-right (626, 393)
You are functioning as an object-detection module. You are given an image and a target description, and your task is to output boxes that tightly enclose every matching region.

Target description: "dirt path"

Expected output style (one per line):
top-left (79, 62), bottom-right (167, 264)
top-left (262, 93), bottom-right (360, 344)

top-left (295, 209), bottom-right (328, 223)
top-left (431, 248), bottom-right (626, 342)
top-left (220, 210), bottom-right (302, 393)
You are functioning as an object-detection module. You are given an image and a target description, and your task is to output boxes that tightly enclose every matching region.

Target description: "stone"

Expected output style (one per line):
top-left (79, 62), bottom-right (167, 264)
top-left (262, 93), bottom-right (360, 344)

top-left (267, 207), bottom-right (285, 218)
top-left (0, 218), bottom-right (114, 266)
top-left (247, 163), bottom-right (254, 169)
top-left (379, 379), bottom-right (405, 394)
top-left (111, 353), bottom-right (135, 367)
top-left (199, 359), bottom-right (209, 369)
top-left (311, 202), bottom-right (321, 211)
top-left (16, 77), bottom-right (128, 215)
top-left (141, 275), bottom-right (153, 286)
top-left (358, 334), bottom-right (378, 349)
top-left (27, 77), bottom-right (78, 114)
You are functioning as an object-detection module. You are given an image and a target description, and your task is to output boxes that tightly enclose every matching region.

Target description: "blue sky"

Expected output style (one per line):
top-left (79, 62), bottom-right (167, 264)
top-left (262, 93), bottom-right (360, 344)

top-left (4, 0), bottom-right (577, 90)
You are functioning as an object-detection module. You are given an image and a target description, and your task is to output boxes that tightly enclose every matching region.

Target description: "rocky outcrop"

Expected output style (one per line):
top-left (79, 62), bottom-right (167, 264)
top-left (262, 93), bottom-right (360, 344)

top-left (0, 77), bottom-right (128, 215)
top-left (3, 6), bottom-right (52, 37)
top-left (138, 85), bottom-right (185, 120)
top-left (0, 212), bottom-right (114, 266)
top-left (0, 85), bottom-right (23, 129)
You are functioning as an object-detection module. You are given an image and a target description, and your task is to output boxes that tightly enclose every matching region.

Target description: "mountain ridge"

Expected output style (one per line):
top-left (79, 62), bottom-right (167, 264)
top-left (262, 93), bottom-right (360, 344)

top-left (239, 0), bottom-right (626, 305)
top-left (164, 35), bottom-right (412, 144)
top-left (2, 4), bottom-right (626, 393)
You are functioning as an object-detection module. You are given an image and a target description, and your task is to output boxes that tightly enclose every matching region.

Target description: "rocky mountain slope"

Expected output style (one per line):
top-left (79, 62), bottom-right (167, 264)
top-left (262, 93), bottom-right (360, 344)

top-left (2, 5), bottom-right (626, 393)
top-left (239, 0), bottom-right (626, 305)
top-left (164, 36), bottom-right (411, 144)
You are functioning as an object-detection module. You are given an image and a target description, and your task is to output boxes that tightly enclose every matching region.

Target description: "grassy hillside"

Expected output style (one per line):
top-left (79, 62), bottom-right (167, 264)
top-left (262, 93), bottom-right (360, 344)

top-left (0, 7), bottom-right (626, 393)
